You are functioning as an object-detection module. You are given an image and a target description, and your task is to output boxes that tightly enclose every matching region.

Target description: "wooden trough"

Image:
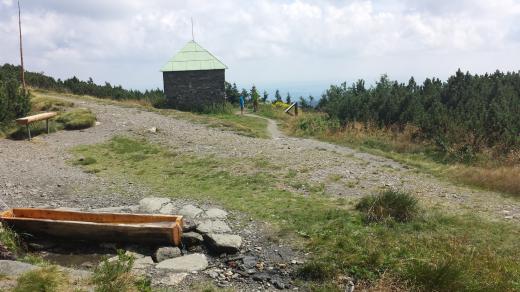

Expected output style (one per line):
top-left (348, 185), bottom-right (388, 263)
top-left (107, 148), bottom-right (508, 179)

top-left (0, 208), bottom-right (183, 246)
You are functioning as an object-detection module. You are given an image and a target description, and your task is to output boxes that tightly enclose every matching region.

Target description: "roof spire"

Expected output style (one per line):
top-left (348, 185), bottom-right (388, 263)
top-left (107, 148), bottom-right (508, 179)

top-left (191, 17), bottom-right (194, 41)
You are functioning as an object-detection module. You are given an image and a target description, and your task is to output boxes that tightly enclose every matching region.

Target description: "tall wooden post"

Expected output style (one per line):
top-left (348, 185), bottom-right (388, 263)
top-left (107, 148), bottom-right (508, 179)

top-left (18, 0), bottom-right (26, 94)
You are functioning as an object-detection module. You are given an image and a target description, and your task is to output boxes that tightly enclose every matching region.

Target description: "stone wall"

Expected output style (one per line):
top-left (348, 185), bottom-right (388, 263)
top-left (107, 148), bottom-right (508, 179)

top-left (163, 69), bottom-right (225, 111)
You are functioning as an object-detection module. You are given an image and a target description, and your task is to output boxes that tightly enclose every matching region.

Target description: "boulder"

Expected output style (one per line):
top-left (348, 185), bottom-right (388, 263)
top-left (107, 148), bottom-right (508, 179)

top-left (204, 208), bottom-right (228, 219)
top-left (156, 253), bottom-right (208, 272)
top-left (196, 219), bottom-right (231, 234)
top-left (204, 233), bottom-right (242, 254)
top-left (159, 203), bottom-right (176, 214)
top-left (0, 260), bottom-right (37, 277)
top-left (139, 197), bottom-right (171, 213)
top-left (182, 232), bottom-right (204, 246)
top-left (151, 272), bottom-right (188, 287)
top-left (179, 204), bottom-right (204, 218)
top-left (155, 247), bottom-right (182, 262)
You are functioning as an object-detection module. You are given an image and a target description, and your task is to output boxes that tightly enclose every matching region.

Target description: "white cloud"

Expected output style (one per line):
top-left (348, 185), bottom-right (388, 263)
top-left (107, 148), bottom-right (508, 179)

top-left (0, 0), bottom-right (519, 95)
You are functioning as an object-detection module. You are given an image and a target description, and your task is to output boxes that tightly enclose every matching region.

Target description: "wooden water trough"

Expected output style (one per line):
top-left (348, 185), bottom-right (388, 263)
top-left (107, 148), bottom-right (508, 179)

top-left (0, 208), bottom-right (183, 246)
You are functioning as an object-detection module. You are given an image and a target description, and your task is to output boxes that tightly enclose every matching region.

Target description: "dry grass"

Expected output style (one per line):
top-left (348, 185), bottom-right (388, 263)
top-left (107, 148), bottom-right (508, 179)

top-left (451, 165), bottom-right (520, 195)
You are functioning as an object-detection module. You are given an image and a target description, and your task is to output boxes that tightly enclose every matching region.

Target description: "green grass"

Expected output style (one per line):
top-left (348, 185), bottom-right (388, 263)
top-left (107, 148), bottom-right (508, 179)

top-left (71, 136), bottom-right (520, 290)
top-left (56, 108), bottom-right (96, 130)
top-left (14, 265), bottom-right (69, 292)
top-left (92, 250), bottom-right (147, 292)
top-left (0, 226), bottom-right (22, 254)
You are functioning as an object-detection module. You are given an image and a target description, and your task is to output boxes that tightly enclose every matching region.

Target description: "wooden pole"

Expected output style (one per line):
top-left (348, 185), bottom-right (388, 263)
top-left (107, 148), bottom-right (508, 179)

top-left (18, 0), bottom-right (26, 94)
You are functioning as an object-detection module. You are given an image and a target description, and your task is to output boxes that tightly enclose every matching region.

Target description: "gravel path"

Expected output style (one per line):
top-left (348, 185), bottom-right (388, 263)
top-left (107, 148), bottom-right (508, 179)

top-left (1, 95), bottom-right (519, 223)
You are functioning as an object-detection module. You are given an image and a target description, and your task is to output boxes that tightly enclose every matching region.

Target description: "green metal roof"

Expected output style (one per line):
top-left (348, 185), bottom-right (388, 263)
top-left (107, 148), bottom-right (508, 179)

top-left (160, 40), bottom-right (228, 72)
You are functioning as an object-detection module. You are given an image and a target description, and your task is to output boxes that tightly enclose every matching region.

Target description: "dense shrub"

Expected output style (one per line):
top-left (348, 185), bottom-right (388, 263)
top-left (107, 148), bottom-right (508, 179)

top-left (318, 70), bottom-right (520, 159)
top-left (356, 189), bottom-right (419, 223)
top-left (0, 76), bottom-right (30, 124)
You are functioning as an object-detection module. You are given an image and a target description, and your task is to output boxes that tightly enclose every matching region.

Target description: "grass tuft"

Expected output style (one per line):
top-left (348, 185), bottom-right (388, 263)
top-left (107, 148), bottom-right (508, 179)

top-left (356, 189), bottom-right (419, 223)
top-left (92, 249), bottom-right (142, 292)
top-left (14, 265), bottom-right (69, 292)
top-left (57, 108), bottom-right (96, 130)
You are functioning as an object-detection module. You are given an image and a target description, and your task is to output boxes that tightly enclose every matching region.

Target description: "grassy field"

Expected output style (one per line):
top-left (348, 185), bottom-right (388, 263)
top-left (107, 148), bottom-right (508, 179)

top-left (28, 90), bottom-right (269, 139)
top-left (72, 136), bottom-right (520, 291)
top-left (256, 105), bottom-right (520, 196)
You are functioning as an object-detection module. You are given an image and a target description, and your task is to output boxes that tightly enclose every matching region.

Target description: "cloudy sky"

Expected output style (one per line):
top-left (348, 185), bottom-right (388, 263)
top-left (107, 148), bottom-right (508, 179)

top-left (1, 0), bottom-right (520, 97)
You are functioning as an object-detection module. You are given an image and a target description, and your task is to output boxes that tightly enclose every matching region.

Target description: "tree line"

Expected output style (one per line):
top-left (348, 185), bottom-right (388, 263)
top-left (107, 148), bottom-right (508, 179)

top-left (318, 69), bottom-right (520, 158)
top-left (0, 63), bottom-right (165, 106)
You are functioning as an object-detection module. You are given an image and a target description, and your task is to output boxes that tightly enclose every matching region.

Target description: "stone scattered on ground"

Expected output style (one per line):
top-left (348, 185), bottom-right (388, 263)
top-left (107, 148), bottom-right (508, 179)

top-left (155, 253), bottom-right (208, 272)
top-left (139, 197), bottom-right (171, 213)
top-left (204, 208), bottom-right (228, 219)
top-left (155, 246), bottom-right (182, 262)
top-left (179, 204), bottom-right (204, 218)
top-left (204, 233), bottom-right (242, 254)
top-left (196, 219), bottom-right (232, 234)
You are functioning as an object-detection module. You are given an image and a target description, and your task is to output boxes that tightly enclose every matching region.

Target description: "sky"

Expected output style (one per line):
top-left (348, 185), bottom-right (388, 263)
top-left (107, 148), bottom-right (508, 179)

top-left (1, 0), bottom-right (520, 98)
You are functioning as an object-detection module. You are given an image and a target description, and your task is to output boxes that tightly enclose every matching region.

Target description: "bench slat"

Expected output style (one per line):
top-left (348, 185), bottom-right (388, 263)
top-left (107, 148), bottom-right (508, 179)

top-left (16, 112), bottom-right (58, 125)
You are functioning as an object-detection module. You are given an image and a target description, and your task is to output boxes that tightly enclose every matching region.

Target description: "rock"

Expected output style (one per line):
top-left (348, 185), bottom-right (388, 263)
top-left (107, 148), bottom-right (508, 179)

top-left (156, 253), bottom-right (208, 272)
top-left (155, 246), bottom-right (182, 262)
top-left (204, 233), bottom-right (242, 254)
top-left (252, 272), bottom-right (271, 282)
top-left (125, 250), bottom-right (145, 259)
top-left (159, 203), bottom-right (175, 214)
top-left (196, 219), bottom-right (231, 234)
top-left (147, 127), bottom-right (158, 133)
top-left (61, 267), bottom-right (92, 282)
top-left (179, 204), bottom-right (204, 218)
top-left (182, 232), bottom-right (204, 246)
top-left (95, 121), bottom-right (101, 126)
top-left (0, 260), bottom-right (37, 276)
top-left (242, 256), bottom-right (258, 269)
top-left (205, 208), bottom-right (228, 219)
top-left (270, 277), bottom-right (286, 290)
top-left (152, 272), bottom-right (188, 287)
top-left (91, 206), bottom-right (134, 213)
top-left (132, 256), bottom-right (154, 275)
top-left (182, 218), bottom-right (197, 232)
top-left (139, 197), bottom-right (170, 213)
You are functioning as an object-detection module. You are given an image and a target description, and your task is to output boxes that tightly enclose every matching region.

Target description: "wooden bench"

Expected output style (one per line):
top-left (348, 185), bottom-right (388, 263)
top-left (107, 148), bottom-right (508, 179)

top-left (16, 112), bottom-right (57, 140)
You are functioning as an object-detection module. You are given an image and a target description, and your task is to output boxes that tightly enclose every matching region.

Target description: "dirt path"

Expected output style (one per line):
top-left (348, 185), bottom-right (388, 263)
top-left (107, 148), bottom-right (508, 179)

top-left (1, 96), bottom-right (519, 223)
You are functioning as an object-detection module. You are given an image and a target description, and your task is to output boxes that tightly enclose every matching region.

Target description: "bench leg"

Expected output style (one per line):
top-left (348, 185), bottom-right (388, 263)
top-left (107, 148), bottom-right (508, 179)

top-left (26, 124), bottom-right (31, 141)
top-left (46, 119), bottom-right (49, 134)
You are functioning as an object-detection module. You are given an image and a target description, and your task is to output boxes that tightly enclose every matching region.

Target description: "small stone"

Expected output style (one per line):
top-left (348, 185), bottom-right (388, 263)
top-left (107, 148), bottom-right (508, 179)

top-left (252, 272), bottom-right (270, 282)
top-left (205, 208), bottom-right (228, 219)
top-left (95, 121), bottom-right (101, 126)
top-left (148, 127), bottom-right (158, 133)
top-left (242, 256), bottom-right (258, 268)
top-left (155, 246), bottom-right (182, 262)
top-left (179, 204), bottom-right (204, 218)
top-left (139, 197), bottom-right (170, 213)
top-left (156, 253), bottom-right (208, 272)
top-left (196, 220), bottom-right (231, 234)
top-left (182, 232), bottom-right (204, 246)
